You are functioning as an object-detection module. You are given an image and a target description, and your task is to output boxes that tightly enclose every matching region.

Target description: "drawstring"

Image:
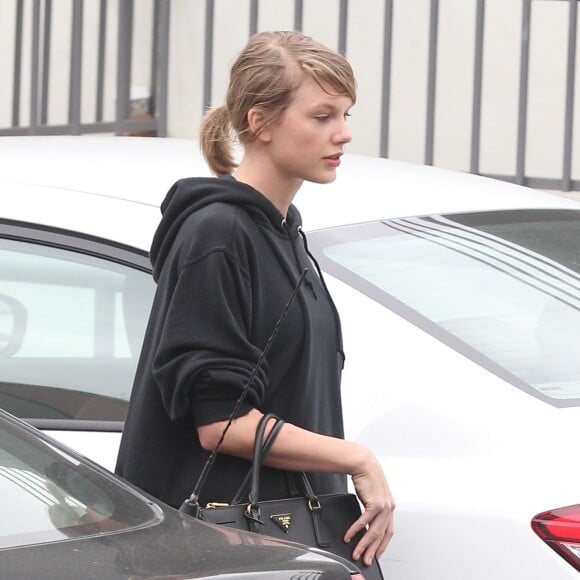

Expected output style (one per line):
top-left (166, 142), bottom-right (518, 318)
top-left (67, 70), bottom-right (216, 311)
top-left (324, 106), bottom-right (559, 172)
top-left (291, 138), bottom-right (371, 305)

top-left (281, 219), bottom-right (317, 298)
top-left (297, 226), bottom-right (326, 288)
top-left (297, 226), bottom-right (346, 368)
top-left (278, 218), bottom-right (345, 369)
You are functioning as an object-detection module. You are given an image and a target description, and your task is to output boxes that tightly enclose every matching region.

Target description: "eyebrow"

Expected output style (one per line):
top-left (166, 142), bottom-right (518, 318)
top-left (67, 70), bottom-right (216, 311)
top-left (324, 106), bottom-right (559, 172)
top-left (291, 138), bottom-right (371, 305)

top-left (309, 100), bottom-right (352, 112)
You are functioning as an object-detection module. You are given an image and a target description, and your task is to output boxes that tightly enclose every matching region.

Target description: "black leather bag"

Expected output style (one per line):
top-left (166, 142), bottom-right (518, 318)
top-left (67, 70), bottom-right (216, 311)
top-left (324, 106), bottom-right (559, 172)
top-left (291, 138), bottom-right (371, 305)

top-left (188, 413), bottom-right (384, 580)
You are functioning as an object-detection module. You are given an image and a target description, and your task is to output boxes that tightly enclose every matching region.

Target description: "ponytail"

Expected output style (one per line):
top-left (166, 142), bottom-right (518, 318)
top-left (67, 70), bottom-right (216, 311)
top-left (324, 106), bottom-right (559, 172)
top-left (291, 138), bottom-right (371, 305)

top-left (199, 105), bottom-right (237, 176)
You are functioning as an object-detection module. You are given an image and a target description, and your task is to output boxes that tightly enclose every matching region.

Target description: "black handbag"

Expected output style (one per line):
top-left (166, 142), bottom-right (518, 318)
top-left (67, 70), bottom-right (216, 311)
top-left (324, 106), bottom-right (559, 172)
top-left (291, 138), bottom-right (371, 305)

top-left (184, 413), bottom-right (384, 579)
top-left (179, 272), bottom-right (384, 579)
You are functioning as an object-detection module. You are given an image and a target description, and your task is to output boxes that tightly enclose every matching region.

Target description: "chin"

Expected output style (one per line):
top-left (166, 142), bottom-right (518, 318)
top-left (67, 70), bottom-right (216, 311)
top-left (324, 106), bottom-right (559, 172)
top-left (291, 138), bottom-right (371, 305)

top-left (308, 173), bottom-right (337, 185)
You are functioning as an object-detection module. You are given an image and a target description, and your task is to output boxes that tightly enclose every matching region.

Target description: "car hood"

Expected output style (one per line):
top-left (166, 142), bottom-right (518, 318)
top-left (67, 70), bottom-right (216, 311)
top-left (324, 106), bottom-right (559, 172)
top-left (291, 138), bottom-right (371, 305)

top-left (0, 505), bottom-right (353, 579)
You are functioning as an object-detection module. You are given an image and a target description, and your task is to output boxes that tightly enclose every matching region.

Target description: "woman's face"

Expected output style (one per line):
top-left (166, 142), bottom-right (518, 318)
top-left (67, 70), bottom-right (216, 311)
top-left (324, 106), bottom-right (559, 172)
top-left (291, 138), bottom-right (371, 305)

top-left (264, 75), bottom-right (353, 185)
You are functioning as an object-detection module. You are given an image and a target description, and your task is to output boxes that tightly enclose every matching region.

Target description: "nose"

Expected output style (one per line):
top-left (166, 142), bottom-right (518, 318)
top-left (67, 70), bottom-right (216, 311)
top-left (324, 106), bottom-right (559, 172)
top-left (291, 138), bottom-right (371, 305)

top-left (333, 118), bottom-right (352, 145)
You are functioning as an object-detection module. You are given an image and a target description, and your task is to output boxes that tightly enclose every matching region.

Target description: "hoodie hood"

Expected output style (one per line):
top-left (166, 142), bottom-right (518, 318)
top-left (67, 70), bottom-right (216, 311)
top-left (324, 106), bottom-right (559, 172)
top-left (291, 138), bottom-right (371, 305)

top-left (150, 175), bottom-right (301, 281)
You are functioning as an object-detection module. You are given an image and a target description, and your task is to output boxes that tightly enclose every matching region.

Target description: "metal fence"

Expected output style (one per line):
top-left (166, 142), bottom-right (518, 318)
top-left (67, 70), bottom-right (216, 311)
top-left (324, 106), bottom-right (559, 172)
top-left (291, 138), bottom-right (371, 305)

top-left (476, 0), bottom-right (578, 191)
top-left (1, 0), bottom-right (579, 191)
top-left (201, 0), bottom-right (580, 192)
top-left (0, 0), bottom-right (170, 137)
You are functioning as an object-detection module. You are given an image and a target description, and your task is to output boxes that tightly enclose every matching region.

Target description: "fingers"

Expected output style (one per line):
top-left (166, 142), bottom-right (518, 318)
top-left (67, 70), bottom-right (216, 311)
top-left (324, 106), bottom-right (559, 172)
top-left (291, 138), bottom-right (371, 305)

top-left (355, 517), bottom-right (394, 567)
top-left (375, 515), bottom-right (395, 558)
top-left (344, 512), bottom-right (372, 545)
top-left (344, 504), bottom-right (395, 567)
top-left (347, 450), bottom-right (395, 565)
top-left (353, 517), bottom-right (394, 566)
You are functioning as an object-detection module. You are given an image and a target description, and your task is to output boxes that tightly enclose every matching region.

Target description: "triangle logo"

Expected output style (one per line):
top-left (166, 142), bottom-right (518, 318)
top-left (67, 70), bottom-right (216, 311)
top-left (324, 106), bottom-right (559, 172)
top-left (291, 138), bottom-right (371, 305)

top-left (270, 513), bottom-right (292, 533)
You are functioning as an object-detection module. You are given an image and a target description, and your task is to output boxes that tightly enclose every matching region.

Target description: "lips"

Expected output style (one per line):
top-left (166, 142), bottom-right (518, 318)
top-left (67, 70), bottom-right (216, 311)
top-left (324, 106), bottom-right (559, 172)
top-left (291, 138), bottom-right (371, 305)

top-left (323, 154), bottom-right (342, 168)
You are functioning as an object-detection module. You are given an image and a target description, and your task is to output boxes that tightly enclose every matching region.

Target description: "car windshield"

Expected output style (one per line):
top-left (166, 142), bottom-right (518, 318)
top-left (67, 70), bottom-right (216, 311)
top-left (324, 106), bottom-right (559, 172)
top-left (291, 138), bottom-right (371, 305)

top-left (309, 209), bottom-right (580, 407)
top-left (0, 413), bottom-right (159, 549)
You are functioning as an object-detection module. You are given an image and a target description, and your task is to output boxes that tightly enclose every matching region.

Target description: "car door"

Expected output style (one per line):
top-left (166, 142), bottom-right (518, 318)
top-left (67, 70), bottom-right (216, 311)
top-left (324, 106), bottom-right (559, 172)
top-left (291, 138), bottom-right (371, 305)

top-left (0, 219), bottom-right (155, 469)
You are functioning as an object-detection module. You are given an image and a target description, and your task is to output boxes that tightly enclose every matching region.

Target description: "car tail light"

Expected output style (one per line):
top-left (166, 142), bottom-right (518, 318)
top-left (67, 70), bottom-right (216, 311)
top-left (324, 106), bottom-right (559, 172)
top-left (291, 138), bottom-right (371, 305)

top-left (532, 504), bottom-right (580, 571)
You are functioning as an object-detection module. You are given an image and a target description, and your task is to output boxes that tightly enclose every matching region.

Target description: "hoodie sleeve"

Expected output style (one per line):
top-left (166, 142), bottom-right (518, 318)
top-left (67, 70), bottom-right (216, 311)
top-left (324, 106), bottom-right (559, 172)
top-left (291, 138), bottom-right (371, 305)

top-left (152, 247), bottom-right (267, 425)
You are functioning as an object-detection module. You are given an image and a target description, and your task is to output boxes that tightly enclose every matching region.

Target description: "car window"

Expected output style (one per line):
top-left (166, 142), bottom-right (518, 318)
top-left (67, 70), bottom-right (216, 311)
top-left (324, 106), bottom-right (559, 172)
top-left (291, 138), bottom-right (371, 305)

top-left (309, 209), bottom-right (580, 407)
top-left (0, 237), bottom-right (155, 426)
top-left (0, 412), bottom-right (158, 549)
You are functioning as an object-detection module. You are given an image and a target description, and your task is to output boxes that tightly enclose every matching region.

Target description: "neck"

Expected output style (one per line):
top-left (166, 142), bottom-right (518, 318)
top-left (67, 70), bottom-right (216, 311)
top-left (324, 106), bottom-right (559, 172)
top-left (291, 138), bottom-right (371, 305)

top-left (234, 156), bottom-right (302, 217)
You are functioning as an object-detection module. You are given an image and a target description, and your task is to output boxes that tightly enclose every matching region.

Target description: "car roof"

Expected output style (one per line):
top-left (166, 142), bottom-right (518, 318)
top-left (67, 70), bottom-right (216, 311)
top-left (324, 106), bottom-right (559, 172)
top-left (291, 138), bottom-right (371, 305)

top-left (1, 136), bottom-right (578, 250)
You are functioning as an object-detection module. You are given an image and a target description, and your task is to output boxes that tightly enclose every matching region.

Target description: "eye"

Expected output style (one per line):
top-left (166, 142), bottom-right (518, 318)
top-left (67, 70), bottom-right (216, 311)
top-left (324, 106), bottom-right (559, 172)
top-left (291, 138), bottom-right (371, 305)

top-left (314, 114), bottom-right (330, 122)
top-left (344, 112), bottom-right (352, 121)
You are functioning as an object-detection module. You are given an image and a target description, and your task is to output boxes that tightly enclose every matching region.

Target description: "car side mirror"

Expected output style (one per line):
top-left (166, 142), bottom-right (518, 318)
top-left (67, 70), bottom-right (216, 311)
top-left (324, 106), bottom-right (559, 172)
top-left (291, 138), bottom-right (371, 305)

top-left (0, 294), bottom-right (27, 357)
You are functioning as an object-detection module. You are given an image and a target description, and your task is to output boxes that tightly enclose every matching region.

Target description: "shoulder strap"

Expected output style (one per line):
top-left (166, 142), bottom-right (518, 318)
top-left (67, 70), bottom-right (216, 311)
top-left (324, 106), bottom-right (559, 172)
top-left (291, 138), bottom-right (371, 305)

top-left (179, 270), bottom-right (308, 516)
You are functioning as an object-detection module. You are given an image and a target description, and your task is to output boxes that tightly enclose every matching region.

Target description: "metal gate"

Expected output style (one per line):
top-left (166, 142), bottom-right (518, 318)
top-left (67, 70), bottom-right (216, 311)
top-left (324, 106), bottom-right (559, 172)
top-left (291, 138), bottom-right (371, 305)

top-left (1, 0), bottom-right (579, 192)
top-left (0, 0), bottom-right (169, 137)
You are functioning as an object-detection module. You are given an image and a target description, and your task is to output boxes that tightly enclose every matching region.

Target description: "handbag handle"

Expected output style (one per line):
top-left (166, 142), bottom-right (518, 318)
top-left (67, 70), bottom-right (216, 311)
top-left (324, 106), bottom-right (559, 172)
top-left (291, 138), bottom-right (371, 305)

top-left (247, 413), bottom-right (282, 507)
top-left (242, 413), bottom-right (330, 546)
top-left (244, 414), bottom-right (319, 508)
top-left (231, 412), bottom-right (284, 505)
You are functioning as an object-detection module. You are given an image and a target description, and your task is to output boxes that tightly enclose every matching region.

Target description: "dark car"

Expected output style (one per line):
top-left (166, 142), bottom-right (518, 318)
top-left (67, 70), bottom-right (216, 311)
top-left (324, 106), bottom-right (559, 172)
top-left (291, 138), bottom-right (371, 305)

top-left (0, 407), bottom-right (361, 579)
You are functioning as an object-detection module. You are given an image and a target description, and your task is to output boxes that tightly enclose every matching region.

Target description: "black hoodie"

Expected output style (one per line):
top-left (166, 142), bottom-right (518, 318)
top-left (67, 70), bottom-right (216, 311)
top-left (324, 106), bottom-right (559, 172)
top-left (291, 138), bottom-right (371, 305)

top-left (115, 176), bottom-right (346, 508)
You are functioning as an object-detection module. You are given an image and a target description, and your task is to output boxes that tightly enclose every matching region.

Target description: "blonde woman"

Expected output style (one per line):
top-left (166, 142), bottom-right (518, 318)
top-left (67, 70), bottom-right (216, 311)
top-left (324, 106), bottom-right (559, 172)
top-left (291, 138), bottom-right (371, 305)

top-left (116, 31), bottom-right (394, 568)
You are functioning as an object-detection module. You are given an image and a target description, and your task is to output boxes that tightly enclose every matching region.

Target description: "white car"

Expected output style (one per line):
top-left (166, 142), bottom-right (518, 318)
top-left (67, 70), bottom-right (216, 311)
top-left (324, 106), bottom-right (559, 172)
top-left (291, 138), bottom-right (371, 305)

top-left (1, 136), bottom-right (579, 579)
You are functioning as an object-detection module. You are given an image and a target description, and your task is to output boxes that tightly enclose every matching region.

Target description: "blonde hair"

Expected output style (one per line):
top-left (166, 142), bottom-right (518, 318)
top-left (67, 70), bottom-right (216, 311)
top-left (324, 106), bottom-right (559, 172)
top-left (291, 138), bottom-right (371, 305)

top-left (199, 31), bottom-right (357, 176)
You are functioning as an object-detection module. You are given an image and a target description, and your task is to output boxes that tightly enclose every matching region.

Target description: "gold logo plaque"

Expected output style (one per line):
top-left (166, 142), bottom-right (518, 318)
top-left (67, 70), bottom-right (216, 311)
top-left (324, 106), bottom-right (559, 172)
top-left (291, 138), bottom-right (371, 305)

top-left (270, 513), bottom-right (292, 532)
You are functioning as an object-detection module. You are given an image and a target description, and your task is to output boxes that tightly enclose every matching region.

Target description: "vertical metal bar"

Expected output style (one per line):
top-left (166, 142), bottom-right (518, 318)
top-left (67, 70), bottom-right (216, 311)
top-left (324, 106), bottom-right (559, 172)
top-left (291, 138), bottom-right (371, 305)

top-left (156, 0), bottom-right (171, 137)
top-left (425, 0), bottom-right (439, 166)
top-left (516, 0), bottom-right (532, 185)
top-left (69, 0), bottom-right (83, 134)
top-left (294, 0), bottom-right (303, 32)
top-left (116, 0), bottom-right (134, 134)
top-left (41, 0), bottom-right (52, 125)
top-left (470, 0), bottom-right (485, 174)
top-left (29, 0), bottom-right (42, 134)
top-left (562, 0), bottom-right (577, 192)
top-left (338, 0), bottom-right (348, 55)
top-left (150, 0), bottom-right (160, 112)
top-left (12, 0), bottom-right (24, 126)
top-left (380, 0), bottom-right (393, 158)
top-left (96, 0), bottom-right (107, 122)
top-left (250, 0), bottom-right (259, 36)
top-left (203, 0), bottom-right (215, 113)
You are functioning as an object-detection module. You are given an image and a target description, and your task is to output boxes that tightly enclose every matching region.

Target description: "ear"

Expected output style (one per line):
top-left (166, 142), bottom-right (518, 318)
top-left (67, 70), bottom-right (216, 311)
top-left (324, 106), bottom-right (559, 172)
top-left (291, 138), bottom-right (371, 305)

top-left (247, 108), bottom-right (272, 142)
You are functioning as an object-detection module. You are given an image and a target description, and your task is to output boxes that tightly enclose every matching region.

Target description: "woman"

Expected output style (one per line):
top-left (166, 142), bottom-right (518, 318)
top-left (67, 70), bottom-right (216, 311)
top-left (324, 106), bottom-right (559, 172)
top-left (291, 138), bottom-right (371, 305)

top-left (116, 30), bottom-right (394, 567)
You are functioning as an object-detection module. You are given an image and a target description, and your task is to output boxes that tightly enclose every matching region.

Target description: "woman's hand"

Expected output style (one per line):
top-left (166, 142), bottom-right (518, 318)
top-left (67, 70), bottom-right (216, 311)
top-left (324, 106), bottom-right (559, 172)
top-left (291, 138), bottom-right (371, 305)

top-left (344, 449), bottom-right (395, 567)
